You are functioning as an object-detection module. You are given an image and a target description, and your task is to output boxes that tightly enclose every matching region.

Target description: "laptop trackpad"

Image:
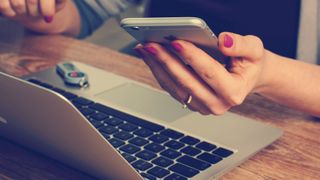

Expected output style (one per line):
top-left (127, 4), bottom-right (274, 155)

top-left (95, 83), bottom-right (191, 122)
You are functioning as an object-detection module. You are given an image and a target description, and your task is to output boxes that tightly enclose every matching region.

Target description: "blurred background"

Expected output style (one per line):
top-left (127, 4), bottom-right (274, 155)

top-left (0, 0), bottom-right (148, 56)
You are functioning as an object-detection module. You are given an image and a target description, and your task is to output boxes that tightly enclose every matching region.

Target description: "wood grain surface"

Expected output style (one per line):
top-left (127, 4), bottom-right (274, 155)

top-left (0, 33), bottom-right (319, 180)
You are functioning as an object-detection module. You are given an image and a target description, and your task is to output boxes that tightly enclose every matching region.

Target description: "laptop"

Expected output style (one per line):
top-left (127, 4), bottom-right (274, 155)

top-left (0, 61), bottom-right (282, 179)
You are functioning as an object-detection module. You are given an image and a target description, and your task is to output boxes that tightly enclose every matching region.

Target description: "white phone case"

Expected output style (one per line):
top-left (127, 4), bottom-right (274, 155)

top-left (121, 17), bottom-right (226, 63)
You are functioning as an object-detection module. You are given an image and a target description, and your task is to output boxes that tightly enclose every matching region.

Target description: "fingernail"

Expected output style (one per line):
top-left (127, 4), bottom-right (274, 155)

top-left (224, 34), bottom-right (233, 48)
top-left (44, 16), bottom-right (54, 23)
top-left (144, 46), bottom-right (157, 56)
top-left (134, 48), bottom-right (145, 58)
top-left (171, 42), bottom-right (183, 52)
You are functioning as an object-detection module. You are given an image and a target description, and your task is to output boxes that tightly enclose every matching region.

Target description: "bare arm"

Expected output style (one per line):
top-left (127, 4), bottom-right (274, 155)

top-left (257, 51), bottom-right (320, 116)
top-left (135, 32), bottom-right (320, 117)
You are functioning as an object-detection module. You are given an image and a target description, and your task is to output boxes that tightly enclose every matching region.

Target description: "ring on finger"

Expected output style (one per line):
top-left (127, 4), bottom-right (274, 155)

top-left (182, 95), bottom-right (193, 109)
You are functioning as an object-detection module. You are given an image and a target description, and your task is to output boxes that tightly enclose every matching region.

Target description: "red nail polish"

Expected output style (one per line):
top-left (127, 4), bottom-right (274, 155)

top-left (144, 46), bottom-right (157, 56)
top-left (44, 16), bottom-right (54, 23)
top-left (224, 34), bottom-right (233, 48)
top-left (171, 42), bottom-right (183, 52)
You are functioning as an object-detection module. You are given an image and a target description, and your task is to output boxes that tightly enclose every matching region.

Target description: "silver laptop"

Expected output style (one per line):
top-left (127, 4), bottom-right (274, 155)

top-left (0, 61), bottom-right (282, 179)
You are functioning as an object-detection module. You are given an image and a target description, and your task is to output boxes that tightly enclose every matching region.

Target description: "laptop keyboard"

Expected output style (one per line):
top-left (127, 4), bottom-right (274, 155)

top-left (28, 79), bottom-right (234, 180)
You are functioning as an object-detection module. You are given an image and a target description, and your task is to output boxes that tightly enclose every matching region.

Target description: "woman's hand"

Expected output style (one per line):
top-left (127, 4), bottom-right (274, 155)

top-left (135, 32), bottom-right (269, 115)
top-left (0, 0), bottom-right (67, 23)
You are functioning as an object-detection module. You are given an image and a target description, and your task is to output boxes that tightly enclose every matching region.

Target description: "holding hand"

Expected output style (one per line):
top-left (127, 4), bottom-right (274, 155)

top-left (135, 32), bottom-right (269, 115)
top-left (0, 0), bottom-right (67, 23)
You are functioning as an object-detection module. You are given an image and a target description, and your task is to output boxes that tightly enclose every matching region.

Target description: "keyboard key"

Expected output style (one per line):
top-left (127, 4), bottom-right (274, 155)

top-left (41, 82), bottom-right (54, 89)
top-left (119, 123), bottom-right (138, 132)
top-left (101, 133), bottom-right (110, 139)
top-left (79, 107), bottom-right (95, 116)
top-left (73, 103), bottom-right (83, 109)
top-left (132, 160), bottom-right (153, 171)
top-left (99, 125), bottom-right (119, 134)
top-left (91, 112), bottom-right (108, 121)
top-left (28, 78), bottom-right (40, 83)
top-left (113, 131), bottom-right (133, 140)
top-left (177, 155), bottom-right (211, 171)
top-left (121, 153), bottom-right (136, 163)
top-left (136, 150), bottom-right (157, 161)
top-left (169, 163), bottom-right (199, 178)
top-left (51, 87), bottom-right (65, 94)
top-left (147, 166), bottom-right (170, 178)
top-left (160, 129), bottom-right (184, 139)
top-left (160, 149), bottom-right (181, 159)
top-left (105, 117), bottom-right (124, 126)
top-left (164, 173), bottom-right (187, 180)
top-left (145, 143), bottom-right (165, 153)
top-left (164, 140), bottom-right (185, 150)
top-left (180, 146), bottom-right (201, 156)
top-left (152, 157), bottom-right (173, 167)
top-left (108, 138), bottom-right (125, 148)
top-left (196, 141), bottom-right (216, 151)
top-left (133, 128), bottom-right (154, 137)
top-left (119, 144), bottom-right (140, 154)
top-left (141, 173), bottom-right (156, 180)
top-left (212, 147), bottom-right (233, 158)
top-left (72, 97), bottom-right (93, 106)
top-left (197, 153), bottom-right (222, 164)
top-left (180, 136), bottom-right (200, 145)
top-left (60, 91), bottom-right (77, 100)
top-left (128, 137), bottom-right (149, 146)
top-left (149, 134), bottom-right (169, 144)
top-left (90, 103), bottom-right (165, 132)
top-left (90, 120), bottom-right (104, 128)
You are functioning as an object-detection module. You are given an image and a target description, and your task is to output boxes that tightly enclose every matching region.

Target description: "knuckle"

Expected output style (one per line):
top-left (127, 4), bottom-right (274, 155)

top-left (208, 106), bottom-right (227, 116)
top-left (226, 94), bottom-right (245, 106)
top-left (201, 69), bottom-right (215, 80)
top-left (247, 35), bottom-right (263, 47)
top-left (206, 102), bottom-right (228, 115)
top-left (245, 35), bottom-right (265, 59)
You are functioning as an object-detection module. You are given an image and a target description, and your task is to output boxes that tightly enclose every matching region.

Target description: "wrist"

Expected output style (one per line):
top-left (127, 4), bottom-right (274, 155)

top-left (252, 50), bottom-right (279, 95)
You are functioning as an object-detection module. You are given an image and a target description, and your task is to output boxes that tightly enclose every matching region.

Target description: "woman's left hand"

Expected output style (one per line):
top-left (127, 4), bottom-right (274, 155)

top-left (135, 32), bottom-right (268, 115)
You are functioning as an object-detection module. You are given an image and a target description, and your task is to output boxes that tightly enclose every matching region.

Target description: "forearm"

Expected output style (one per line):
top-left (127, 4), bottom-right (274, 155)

top-left (12, 1), bottom-right (80, 37)
top-left (256, 50), bottom-right (320, 116)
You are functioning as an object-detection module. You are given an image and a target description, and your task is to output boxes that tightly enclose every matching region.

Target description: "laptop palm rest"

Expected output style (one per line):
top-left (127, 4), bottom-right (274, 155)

top-left (95, 83), bottom-right (191, 123)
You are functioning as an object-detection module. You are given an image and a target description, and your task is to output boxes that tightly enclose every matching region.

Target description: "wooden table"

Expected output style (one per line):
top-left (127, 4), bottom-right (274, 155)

top-left (0, 32), bottom-right (319, 179)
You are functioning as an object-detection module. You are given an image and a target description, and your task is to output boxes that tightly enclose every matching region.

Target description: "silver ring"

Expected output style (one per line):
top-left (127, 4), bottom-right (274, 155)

top-left (182, 95), bottom-right (193, 109)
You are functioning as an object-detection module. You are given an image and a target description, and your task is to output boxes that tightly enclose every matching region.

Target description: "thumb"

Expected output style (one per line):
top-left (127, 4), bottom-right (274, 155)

top-left (218, 32), bottom-right (265, 61)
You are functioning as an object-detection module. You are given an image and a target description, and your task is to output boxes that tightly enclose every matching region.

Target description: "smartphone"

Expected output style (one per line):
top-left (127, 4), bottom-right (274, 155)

top-left (120, 17), bottom-right (226, 63)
